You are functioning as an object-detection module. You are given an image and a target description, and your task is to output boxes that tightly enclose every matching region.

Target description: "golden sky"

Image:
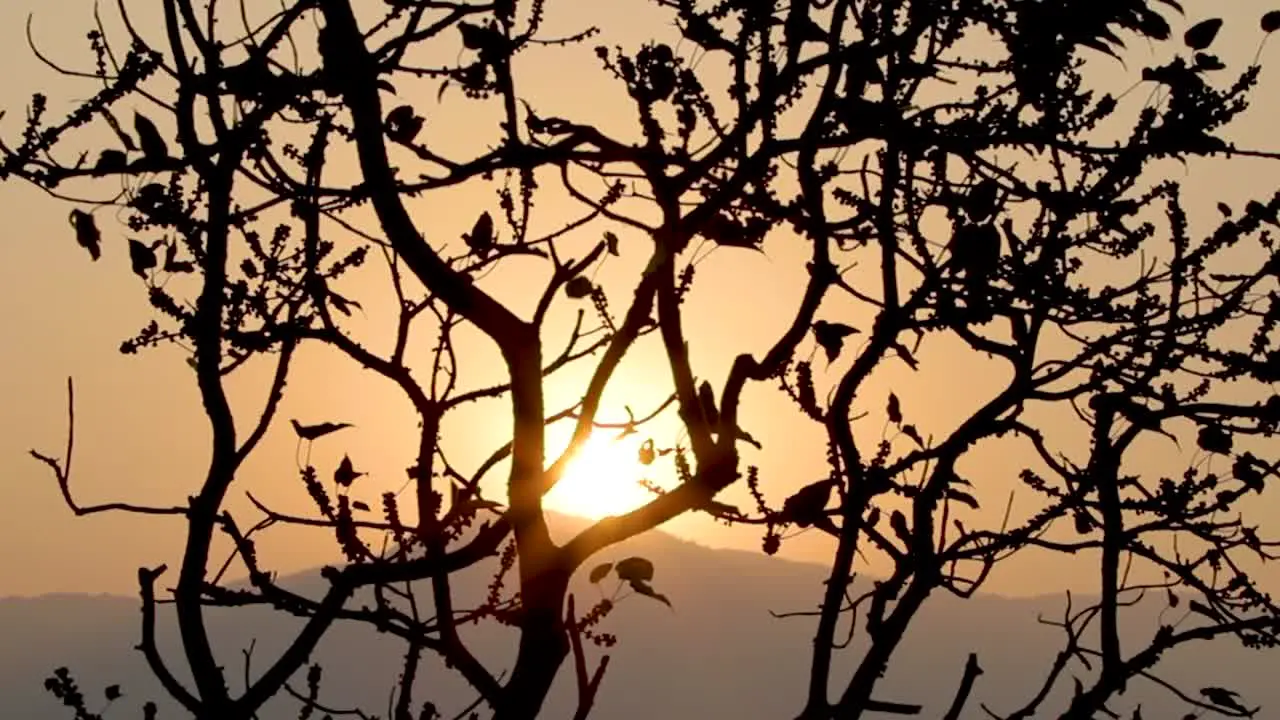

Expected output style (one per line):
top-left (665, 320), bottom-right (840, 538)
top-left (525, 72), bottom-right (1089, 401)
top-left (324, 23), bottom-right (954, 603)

top-left (3, 0), bottom-right (1280, 600)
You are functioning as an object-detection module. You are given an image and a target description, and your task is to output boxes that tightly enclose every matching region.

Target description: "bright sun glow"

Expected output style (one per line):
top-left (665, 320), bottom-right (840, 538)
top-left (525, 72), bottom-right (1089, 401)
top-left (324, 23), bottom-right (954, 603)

top-left (543, 432), bottom-right (655, 520)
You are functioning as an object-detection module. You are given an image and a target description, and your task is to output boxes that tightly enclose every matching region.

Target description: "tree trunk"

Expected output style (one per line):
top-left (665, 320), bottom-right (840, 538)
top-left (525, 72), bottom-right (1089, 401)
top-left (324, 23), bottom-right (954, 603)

top-left (494, 567), bottom-right (571, 720)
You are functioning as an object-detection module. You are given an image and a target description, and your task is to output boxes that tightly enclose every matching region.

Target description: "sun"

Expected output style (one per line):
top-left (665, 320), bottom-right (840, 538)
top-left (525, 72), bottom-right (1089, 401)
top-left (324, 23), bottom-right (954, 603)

top-left (543, 432), bottom-right (656, 520)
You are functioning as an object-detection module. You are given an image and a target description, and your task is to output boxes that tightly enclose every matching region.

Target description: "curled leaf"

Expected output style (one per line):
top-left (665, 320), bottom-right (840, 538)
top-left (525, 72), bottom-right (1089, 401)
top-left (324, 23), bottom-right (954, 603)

top-left (813, 321), bottom-right (859, 362)
top-left (638, 439), bottom-right (656, 465)
top-left (629, 579), bottom-right (672, 607)
top-left (385, 105), bottom-right (424, 144)
top-left (68, 210), bottom-right (101, 261)
top-left (334, 454), bottom-right (364, 487)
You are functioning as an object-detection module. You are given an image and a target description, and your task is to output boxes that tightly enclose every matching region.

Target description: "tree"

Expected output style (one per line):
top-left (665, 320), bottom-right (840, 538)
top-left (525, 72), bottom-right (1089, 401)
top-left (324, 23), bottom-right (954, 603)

top-left (7, 0), bottom-right (1280, 718)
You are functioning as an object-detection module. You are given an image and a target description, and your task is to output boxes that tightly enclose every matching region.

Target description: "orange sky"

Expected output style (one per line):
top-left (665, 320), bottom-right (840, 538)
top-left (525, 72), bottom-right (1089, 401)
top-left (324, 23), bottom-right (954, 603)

top-left (3, 0), bottom-right (1280, 599)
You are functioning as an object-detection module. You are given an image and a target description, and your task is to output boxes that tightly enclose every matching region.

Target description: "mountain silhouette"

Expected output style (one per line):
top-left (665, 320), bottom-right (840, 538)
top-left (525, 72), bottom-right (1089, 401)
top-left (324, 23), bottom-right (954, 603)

top-left (1, 513), bottom-right (1269, 719)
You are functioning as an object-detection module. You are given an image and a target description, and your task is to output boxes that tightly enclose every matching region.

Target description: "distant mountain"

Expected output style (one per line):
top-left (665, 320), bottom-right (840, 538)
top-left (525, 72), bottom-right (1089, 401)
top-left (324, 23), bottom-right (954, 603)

top-left (2, 513), bottom-right (1272, 719)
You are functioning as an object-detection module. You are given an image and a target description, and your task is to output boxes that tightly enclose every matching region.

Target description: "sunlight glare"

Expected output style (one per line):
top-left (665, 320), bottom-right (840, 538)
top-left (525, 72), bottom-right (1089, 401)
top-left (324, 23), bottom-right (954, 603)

top-left (544, 432), bottom-right (655, 520)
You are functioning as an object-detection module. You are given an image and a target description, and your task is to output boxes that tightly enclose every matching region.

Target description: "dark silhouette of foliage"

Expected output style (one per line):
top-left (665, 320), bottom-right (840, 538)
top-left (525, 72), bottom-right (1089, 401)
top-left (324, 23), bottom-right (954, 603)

top-left (9, 0), bottom-right (1280, 718)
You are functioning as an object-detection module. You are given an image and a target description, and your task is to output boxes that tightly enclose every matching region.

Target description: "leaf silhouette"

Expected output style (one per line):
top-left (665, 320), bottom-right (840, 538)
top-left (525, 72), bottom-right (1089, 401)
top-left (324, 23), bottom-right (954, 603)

top-left (1197, 425), bottom-right (1233, 454)
top-left (385, 105), bottom-right (424, 144)
top-left (162, 242), bottom-right (193, 273)
top-left (1183, 18), bottom-right (1223, 50)
top-left (629, 578), bottom-right (672, 608)
top-left (94, 149), bottom-right (127, 173)
top-left (781, 479), bottom-right (833, 528)
top-left (1194, 52), bottom-right (1225, 71)
top-left (104, 685), bottom-right (121, 701)
top-left (1200, 687), bottom-right (1250, 714)
top-left (946, 488), bottom-right (980, 509)
top-left (1074, 511), bottom-right (1094, 534)
top-left (614, 556), bottom-right (654, 583)
top-left (334, 454), bottom-right (364, 487)
top-left (604, 231), bottom-right (620, 256)
top-left (588, 562), bottom-right (613, 583)
top-left (1189, 599), bottom-right (1221, 621)
top-left (886, 393), bottom-right (902, 424)
top-left (565, 276), bottom-right (594, 299)
top-left (128, 239), bottom-right (157, 278)
top-left (812, 321), bottom-right (859, 362)
top-left (352, 500), bottom-right (370, 512)
top-left (890, 510), bottom-right (911, 544)
top-left (464, 211), bottom-right (495, 255)
top-left (68, 210), bottom-right (101, 261)
top-left (292, 419), bottom-right (354, 440)
top-left (901, 424), bottom-right (924, 447)
top-left (133, 112), bottom-right (168, 161)
top-left (458, 22), bottom-right (508, 56)
top-left (1233, 453), bottom-right (1265, 492)
top-left (864, 506), bottom-right (880, 530)
top-left (1264, 10), bottom-right (1280, 33)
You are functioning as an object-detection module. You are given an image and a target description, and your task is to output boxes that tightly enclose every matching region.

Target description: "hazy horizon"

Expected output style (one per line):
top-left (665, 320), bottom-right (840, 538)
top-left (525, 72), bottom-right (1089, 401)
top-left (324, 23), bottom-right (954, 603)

top-left (2, 0), bottom-right (1279, 603)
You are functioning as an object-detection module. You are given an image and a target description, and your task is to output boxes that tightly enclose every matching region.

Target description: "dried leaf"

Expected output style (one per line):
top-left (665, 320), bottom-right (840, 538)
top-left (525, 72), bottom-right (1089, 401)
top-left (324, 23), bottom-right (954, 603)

top-left (886, 393), bottom-right (902, 424)
top-left (813, 321), bottom-right (859, 362)
top-left (629, 579), bottom-right (672, 607)
top-left (639, 439), bottom-right (656, 465)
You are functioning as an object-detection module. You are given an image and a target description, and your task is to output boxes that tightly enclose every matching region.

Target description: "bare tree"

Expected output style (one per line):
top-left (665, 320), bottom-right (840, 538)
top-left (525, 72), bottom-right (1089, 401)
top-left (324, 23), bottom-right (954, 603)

top-left (8, 0), bottom-right (1280, 718)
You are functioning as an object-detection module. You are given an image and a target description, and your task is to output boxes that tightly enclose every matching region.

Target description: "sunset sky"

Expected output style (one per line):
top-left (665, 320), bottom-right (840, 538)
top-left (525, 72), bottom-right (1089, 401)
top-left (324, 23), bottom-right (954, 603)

top-left (3, 0), bottom-right (1280, 602)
